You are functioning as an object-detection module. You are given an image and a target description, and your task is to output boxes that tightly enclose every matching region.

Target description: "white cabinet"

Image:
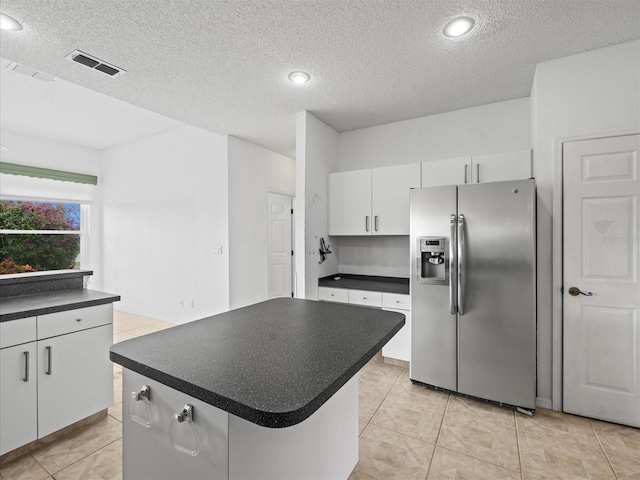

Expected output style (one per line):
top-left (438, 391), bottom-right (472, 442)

top-left (381, 293), bottom-right (411, 363)
top-left (0, 340), bottom-right (37, 455)
top-left (318, 287), bottom-right (410, 363)
top-left (421, 150), bottom-right (532, 187)
top-left (37, 323), bottom-right (113, 437)
top-left (329, 163), bottom-right (421, 236)
top-left (329, 169), bottom-right (371, 236)
top-left (0, 304), bottom-right (113, 455)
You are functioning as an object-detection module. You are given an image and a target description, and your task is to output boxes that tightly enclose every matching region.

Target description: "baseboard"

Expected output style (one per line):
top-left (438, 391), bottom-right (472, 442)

top-left (536, 397), bottom-right (553, 410)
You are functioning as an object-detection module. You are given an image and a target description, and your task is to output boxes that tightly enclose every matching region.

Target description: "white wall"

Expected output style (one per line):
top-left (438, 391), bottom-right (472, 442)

top-left (334, 98), bottom-right (532, 278)
top-left (295, 112), bottom-right (340, 300)
top-left (338, 98), bottom-right (531, 171)
top-left (227, 136), bottom-right (295, 309)
top-left (100, 125), bottom-right (229, 323)
top-left (532, 40), bottom-right (640, 409)
top-left (0, 129), bottom-right (104, 285)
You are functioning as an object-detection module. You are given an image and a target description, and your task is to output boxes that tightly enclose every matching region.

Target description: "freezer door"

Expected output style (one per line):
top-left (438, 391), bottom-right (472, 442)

top-left (410, 186), bottom-right (458, 391)
top-left (457, 179), bottom-right (536, 409)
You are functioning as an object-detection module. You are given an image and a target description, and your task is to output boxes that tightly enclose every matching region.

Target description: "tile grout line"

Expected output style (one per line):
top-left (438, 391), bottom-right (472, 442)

top-left (514, 410), bottom-right (525, 480)
top-left (589, 420), bottom-right (620, 480)
top-left (49, 437), bottom-right (123, 479)
top-left (359, 365), bottom-right (406, 437)
top-left (424, 392), bottom-right (451, 479)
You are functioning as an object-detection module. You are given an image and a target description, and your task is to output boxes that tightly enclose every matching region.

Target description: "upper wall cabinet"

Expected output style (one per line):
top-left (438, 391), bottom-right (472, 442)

top-left (421, 150), bottom-right (532, 187)
top-left (329, 163), bottom-right (421, 236)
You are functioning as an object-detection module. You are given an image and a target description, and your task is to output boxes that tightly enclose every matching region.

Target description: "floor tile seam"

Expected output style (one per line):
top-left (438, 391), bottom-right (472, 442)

top-left (590, 420), bottom-right (621, 479)
top-left (514, 410), bottom-right (526, 480)
top-left (32, 420), bottom-right (122, 476)
top-left (47, 437), bottom-right (122, 478)
top-left (432, 444), bottom-right (524, 475)
top-left (426, 393), bottom-right (451, 479)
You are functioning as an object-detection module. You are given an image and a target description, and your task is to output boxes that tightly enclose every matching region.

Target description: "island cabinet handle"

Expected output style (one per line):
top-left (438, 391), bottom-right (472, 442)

top-left (23, 351), bottom-right (30, 382)
top-left (170, 404), bottom-right (200, 457)
top-left (129, 385), bottom-right (152, 428)
top-left (45, 346), bottom-right (52, 375)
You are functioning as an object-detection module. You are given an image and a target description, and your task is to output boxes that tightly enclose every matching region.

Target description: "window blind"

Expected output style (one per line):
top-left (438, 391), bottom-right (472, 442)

top-left (0, 162), bottom-right (97, 185)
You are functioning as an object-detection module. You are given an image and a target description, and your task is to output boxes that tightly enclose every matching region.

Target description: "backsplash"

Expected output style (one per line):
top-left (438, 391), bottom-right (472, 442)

top-left (333, 236), bottom-right (410, 278)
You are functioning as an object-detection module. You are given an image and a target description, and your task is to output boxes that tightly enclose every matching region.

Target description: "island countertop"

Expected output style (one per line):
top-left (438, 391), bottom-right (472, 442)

top-left (110, 297), bottom-right (404, 428)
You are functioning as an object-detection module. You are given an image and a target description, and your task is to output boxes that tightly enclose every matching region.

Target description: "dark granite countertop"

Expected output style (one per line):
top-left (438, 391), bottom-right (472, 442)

top-left (0, 289), bottom-right (121, 322)
top-left (0, 269), bottom-right (93, 285)
top-left (318, 274), bottom-right (409, 295)
top-left (110, 298), bottom-right (404, 428)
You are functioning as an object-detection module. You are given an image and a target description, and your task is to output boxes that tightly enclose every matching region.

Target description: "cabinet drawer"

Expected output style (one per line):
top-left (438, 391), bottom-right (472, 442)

top-left (382, 293), bottom-right (410, 311)
top-left (348, 290), bottom-right (382, 308)
top-left (318, 287), bottom-right (348, 303)
top-left (0, 316), bottom-right (37, 349)
top-left (37, 304), bottom-right (113, 340)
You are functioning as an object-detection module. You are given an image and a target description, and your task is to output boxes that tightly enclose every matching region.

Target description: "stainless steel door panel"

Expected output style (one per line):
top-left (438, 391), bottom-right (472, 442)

top-left (410, 186), bottom-right (458, 391)
top-left (457, 179), bottom-right (536, 408)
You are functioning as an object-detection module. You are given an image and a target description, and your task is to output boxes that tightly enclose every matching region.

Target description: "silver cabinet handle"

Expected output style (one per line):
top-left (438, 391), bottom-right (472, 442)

top-left (457, 214), bottom-right (466, 315)
top-left (449, 214), bottom-right (458, 314)
top-left (476, 163), bottom-right (480, 183)
top-left (23, 351), bottom-right (30, 382)
top-left (46, 346), bottom-right (52, 375)
top-left (464, 164), bottom-right (468, 184)
top-left (374, 215), bottom-right (379, 231)
top-left (130, 385), bottom-right (152, 427)
top-left (365, 216), bottom-right (370, 232)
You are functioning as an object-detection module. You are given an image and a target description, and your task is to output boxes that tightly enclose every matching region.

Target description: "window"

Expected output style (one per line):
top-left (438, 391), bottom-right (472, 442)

top-left (0, 200), bottom-right (87, 274)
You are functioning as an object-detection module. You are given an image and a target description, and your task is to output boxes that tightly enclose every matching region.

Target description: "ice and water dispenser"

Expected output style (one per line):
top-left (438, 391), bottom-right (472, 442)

top-left (417, 237), bottom-right (449, 285)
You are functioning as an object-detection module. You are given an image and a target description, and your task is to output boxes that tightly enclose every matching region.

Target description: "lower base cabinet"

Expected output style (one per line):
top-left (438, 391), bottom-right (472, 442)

top-left (0, 342), bottom-right (38, 454)
top-left (319, 287), bottom-right (411, 363)
top-left (0, 304), bottom-right (114, 456)
top-left (123, 369), bottom-right (359, 480)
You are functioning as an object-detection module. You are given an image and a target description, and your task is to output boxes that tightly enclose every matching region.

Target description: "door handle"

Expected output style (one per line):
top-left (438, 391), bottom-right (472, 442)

top-left (457, 214), bottom-right (466, 315)
top-left (464, 164), bottom-right (468, 184)
top-left (46, 346), bottom-right (52, 375)
top-left (476, 163), bottom-right (480, 183)
top-left (23, 351), bottom-right (30, 382)
top-left (568, 287), bottom-right (593, 297)
top-left (365, 216), bottom-right (369, 232)
top-left (374, 215), bottom-right (379, 231)
top-left (449, 214), bottom-right (457, 314)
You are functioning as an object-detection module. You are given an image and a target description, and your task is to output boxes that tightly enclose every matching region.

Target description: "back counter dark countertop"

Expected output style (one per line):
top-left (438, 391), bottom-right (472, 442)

top-left (318, 274), bottom-right (410, 295)
top-left (110, 298), bottom-right (404, 429)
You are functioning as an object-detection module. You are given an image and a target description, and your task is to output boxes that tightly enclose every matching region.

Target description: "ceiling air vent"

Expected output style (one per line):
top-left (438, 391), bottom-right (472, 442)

top-left (65, 50), bottom-right (126, 78)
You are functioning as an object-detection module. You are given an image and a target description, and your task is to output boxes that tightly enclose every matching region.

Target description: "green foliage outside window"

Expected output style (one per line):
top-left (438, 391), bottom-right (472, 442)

top-left (0, 200), bottom-right (81, 273)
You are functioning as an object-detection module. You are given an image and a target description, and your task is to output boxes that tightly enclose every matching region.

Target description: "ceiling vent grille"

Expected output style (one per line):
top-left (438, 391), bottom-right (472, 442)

top-left (65, 50), bottom-right (126, 78)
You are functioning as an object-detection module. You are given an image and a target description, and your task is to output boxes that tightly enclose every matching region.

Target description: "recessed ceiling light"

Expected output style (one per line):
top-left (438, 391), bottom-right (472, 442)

top-left (443, 16), bottom-right (475, 38)
top-left (0, 13), bottom-right (22, 31)
top-left (288, 71), bottom-right (310, 84)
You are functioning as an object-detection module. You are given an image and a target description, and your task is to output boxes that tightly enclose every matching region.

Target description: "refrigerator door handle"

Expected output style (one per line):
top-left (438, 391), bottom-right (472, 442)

top-left (449, 214), bottom-right (457, 314)
top-left (457, 214), bottom-right (466, 315)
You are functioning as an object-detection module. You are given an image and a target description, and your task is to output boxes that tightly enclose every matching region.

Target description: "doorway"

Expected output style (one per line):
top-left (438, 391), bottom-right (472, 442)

top-left (267, 193), bottom-right (293, 299)
top-left (562, 134), bottom-right (640, 427)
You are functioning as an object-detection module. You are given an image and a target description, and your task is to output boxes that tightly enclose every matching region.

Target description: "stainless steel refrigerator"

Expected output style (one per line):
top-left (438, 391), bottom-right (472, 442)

top-left (410, 179), bottom-right (536, 411)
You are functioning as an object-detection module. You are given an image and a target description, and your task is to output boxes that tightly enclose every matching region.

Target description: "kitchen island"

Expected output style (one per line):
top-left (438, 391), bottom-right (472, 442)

top-left (110, 297), bottom-right (404, 480)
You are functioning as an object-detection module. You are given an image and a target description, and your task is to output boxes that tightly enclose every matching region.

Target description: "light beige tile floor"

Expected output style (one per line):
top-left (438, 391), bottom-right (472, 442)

top-left (2, 310), bottom-right (639, 480)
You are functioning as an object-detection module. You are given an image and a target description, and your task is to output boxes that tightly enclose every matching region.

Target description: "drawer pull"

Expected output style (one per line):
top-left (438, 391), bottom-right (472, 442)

top-left (76, 318), bottom-right (82, 322)
top-left (23, 351), bottom-right (30, 382)
top-left (171, 404), bottom-right (199, 456)
top-left (45, 346), bottom-right (52, 375)
top-left (130, 385), bottom-right (152, 427)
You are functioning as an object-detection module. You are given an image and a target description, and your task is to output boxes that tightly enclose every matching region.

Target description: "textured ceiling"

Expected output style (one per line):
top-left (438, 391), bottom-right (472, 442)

top-left (1, 0), bottom-right (639, 157)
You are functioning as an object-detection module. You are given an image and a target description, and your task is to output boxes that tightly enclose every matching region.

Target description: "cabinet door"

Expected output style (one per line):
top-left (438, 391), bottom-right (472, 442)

top-left (381, 307), bottom-right (411, 362)
top-left (0, 342), bottom-right (37, 455)
top-left (372, 163), bottom-right (421, 235)
top-left (38, 324), bottom-right (113, 437)
top-left (471, 150), bottom-right (532, 183)
top-left (421, 156), bottom-right (471, 187)
top-left (329, 170), bottom-right (372, 235)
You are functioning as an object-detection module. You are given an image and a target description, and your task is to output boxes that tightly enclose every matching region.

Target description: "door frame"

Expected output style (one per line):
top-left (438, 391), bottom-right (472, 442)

top-left (551, 127), bottom-right (639, 411)
top-left (266, 191), bottom-right (295, 299)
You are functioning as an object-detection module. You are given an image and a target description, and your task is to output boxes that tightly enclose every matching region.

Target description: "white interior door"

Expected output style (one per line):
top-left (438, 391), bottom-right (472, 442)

top-left (563, 134), bottom-right (640, 427)
top-left (267, 193), bottom-right (292, 299)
